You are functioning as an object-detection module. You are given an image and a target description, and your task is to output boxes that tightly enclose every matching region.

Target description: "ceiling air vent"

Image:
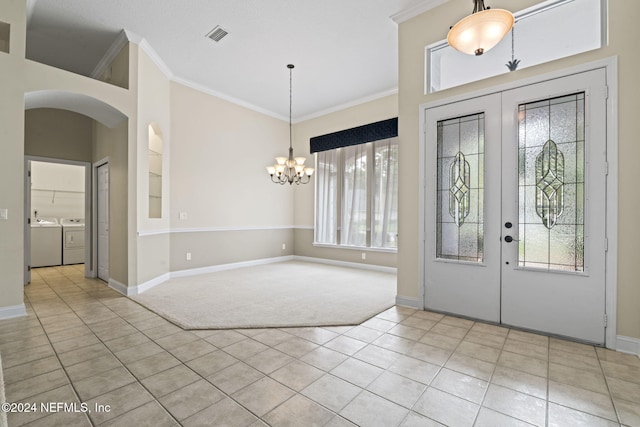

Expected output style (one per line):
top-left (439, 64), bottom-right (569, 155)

top-left (206, 26), bottom-right (229, 43)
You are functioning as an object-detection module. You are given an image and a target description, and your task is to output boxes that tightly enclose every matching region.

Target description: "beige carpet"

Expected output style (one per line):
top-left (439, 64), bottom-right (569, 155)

top-left (132, 261), bottom-right (396, 329)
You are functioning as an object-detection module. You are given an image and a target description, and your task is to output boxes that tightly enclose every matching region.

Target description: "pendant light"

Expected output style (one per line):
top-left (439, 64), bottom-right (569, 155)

top-left (266, 64), bottom-right (314, 185)
top-left (447, 0), bottom-right (514, 56)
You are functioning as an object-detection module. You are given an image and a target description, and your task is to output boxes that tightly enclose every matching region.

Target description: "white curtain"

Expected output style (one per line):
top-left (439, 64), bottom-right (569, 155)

top-left (315, 150), bottom-right (338, 244)
top-left (342, 145), bottom-right (367, 246)
top-left (372, 138), bottom-right (399, 248)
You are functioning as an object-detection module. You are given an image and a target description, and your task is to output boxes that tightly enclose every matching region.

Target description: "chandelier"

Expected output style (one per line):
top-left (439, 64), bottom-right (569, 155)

top-left (266, 64), bottom-right (314, 185)
top-left (447, 0), bottom-right (514, 56)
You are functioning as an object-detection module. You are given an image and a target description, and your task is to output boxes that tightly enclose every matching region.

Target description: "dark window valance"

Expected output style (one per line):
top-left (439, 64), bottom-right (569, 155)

top-left (310, 117), bottom-right (398, 153)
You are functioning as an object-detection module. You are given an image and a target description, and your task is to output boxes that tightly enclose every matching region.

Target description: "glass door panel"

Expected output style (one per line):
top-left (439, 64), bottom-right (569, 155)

top-left (424, 68), bottom-right (607, 344)
top-left (518, 94), bottom-right (585, 271)
top-left (501, 69), bottom-right (607, 344)
top-left (424, 94), bottom-right (501, 323)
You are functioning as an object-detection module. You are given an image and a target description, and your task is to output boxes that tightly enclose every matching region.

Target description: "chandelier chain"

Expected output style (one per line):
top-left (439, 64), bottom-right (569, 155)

top-left (265, 64), bottom-right (315, 185)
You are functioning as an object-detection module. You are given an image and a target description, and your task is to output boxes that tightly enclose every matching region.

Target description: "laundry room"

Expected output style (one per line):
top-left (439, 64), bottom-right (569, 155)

top-left (30, 160), bottom-right (86, 267)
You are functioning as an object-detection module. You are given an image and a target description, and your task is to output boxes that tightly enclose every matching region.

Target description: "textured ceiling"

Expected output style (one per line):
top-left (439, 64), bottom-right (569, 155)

top-left (26, 0), bottom-right (440, 121)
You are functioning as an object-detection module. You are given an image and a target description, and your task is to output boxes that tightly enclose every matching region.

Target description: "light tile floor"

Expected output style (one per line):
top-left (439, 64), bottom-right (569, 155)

top-left (1, 265), bottom-right (639, 426)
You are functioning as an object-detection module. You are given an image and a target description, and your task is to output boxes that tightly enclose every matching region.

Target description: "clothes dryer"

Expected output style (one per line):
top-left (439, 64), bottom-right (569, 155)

top-left (61, 218), bottom-right (85, 265)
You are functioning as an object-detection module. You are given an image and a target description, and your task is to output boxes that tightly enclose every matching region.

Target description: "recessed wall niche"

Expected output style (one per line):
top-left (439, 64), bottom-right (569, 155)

top-left (148, 123), bottom-right (163, 219)
top-left (0, 21), bottom-right (10, 53)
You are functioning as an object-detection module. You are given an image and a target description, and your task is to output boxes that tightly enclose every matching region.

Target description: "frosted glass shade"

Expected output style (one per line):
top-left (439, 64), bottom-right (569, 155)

top-left (447, 8), bottom-right (514, 56)
top-left (266, 166), bottom-right (276, 175)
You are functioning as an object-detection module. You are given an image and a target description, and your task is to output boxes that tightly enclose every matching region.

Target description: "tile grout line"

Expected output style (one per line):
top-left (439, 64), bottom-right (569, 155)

top-left (30, 269), bottom-right (185, 426)
top-left (595, 348), bottom-right (625, 426)
top-left (20, 273), bottom-right (95, 426)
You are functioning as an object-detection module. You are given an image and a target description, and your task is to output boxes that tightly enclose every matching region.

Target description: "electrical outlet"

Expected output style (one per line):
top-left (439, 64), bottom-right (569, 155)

top-left (361, 252), bottom-right (366, 260)
top-left (282, 243), bottom-right (286, 250)
top-left (179, 212), bottom-right (188, 220)
top-left (0, 209), bottom-right (7, 220)
top-left (186, 252), bottom-right (191, 261)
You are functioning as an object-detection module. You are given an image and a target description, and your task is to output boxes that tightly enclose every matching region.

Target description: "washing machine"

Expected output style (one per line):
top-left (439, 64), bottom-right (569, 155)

top-left (31, 217), bottom-right (62, 267)
top-left (61, 218), bottom-right (85, 265)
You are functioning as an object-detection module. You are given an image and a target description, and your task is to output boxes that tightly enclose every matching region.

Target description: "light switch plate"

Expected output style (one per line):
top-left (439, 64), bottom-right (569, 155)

top-left (0, 209), bottom-right (7, 220)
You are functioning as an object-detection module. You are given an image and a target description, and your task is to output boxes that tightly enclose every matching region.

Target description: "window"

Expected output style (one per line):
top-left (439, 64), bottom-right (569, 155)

top-left (427, 0), bottom-right (605, 93)
top-left (315, 138), bottom-right (398, 250)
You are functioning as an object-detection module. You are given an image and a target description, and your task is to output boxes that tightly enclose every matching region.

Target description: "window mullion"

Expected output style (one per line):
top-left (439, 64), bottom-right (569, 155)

top-left (336, 148), bottom-right (343, 245)
top-left (366, 142), bottom-right (373, 248)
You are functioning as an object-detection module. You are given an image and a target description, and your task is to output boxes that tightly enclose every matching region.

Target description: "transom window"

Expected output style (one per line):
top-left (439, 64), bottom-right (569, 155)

top-left (427, 0), bottom-right (605, 93)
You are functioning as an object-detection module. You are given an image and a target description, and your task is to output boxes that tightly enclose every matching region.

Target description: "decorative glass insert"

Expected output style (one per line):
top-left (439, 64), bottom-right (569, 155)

top-left (436, 113), bottom-right (484, 262)
top-left (450, 152), bottom-right (471, 227)
top-left (536, 140), bottom-right (565, 228)
top-left (518, 93), bottom-right (585, 271)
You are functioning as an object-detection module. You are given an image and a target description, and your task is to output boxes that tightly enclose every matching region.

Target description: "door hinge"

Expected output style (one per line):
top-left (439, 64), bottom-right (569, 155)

top-left (604, 238), bottom-right (609, 252)
top-left (28, 265), bottom-right (31, 271)
top-left (604, 162), bottom-right (609, 176)
top-left (27, 217), bottom-right (30, 224)
top-left (28, 170), bottom-right (31, 177)
top-left (603, 314), bottom-right (608, 328)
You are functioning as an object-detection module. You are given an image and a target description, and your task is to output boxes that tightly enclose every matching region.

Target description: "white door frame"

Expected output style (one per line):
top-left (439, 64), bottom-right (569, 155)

top-left (418, 57), bottom-right (618, 349)
top-left (92, 157), bottom-right (109, 281)
top-left (24, 156), bottom-right (93, 280)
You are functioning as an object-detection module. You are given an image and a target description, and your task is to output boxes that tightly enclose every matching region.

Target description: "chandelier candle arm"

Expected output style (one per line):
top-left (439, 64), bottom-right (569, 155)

top-left (266, 64), bottom-right (315, 185)
top-left (447, 0), bottom-right (514, 56)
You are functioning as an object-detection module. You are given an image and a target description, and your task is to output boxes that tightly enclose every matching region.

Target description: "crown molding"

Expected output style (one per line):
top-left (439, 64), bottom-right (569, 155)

top-left (391, 0), bottom-right (448, 24)
top-left (90, 30), bottom-right (130, 79)
top-left (110, 34), bottom-right (394, 124)
top-left (294, 88), bottom-right (398, 124)
top-left (170, 75), bottom-right (288, 122)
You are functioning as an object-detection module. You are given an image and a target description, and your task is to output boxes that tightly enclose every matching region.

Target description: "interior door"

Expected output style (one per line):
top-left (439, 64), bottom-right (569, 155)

top-left (24, 160), bottom-right (32, 285)
top-left (424, 69), bottom-right (607, 344)
top-left (97, 163), bottom-right (109, 282)
top-left (500, 69), bottom-right (607, 343)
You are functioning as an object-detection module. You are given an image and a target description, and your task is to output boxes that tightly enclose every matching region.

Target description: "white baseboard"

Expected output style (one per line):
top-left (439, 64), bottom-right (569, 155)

top-left (293, 256), bottom-right (397, 274)
top-left (0, 304), bottom-right (27, 320)
top-left (170, 256), bottom-right (295, 280)
top-left (616, 335), bottom-right (640, 356)
top-left (108, 278), bottom-right (129, 296)
top-left (396, 295), bottom-right (421, 309)
top-left (132, 273), bottom-right (172, 296)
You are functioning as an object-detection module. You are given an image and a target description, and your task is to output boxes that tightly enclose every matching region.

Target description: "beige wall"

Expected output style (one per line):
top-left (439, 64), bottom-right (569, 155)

top-left (25, 109), bottom-right (93, 162)
top-left (99, 43), bottom-right (129, 89)
top-left (292, 94), bottom-right (398, 267)
top-left (171, 229), bottom-right (293, 272)
top-left (0, 0), bottom-right (136, 313)
top-left (135, 47), bottom-right (171, 284)
top-left (169, 82), bottom-right (294, 268)
top-left (398, 0), bottom-right (640, 340)
top-left (0, 0), bottom-right (28, 310)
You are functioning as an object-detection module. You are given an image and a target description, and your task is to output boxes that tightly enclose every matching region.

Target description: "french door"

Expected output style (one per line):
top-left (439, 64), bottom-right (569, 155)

top-left (424, 69), bottom-right (607, 344)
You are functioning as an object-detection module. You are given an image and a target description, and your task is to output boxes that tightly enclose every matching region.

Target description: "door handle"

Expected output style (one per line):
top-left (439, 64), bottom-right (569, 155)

top-left (504, 235), bottom-right (519, 243)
